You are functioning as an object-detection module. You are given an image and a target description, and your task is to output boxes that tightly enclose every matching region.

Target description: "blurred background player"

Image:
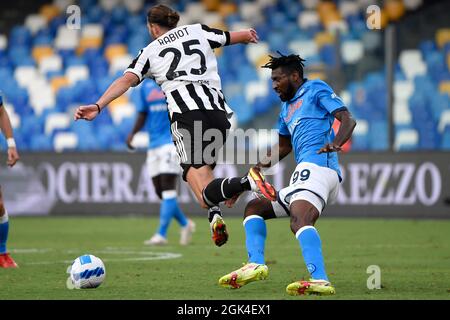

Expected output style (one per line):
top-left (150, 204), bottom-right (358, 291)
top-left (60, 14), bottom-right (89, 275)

top-left (218, 53), bottom-right (356, 295)
top-left (0, 92), bottom-right (20, 268)
top-left (74, 4), bottom-right (276, 247)
top-left (127, 78), bottom-right (195, 246)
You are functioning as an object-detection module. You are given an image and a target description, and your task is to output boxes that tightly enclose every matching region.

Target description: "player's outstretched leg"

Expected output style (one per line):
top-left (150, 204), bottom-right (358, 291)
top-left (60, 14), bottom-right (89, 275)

top-left (287, 199), bottom-right (335, 296)
top-left (219, 202), bottom-right (274, 288)
top-left (203, 167), bottom-right (277, 208)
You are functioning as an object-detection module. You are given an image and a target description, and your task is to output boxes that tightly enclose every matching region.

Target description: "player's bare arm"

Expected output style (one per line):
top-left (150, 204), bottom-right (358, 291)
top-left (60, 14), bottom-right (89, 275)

top-left (126, 112), bottom-right (148, 150)
top-left (318, 109), bottom-right (357, 154)
top-left (0, 106), bottom-right (19, 167)
top-left (229, 29), bottom-right (259, 44)
top-left (257, 134), bottom-right (292, 169)
top-left (74, 72), bottom-right (139, 121)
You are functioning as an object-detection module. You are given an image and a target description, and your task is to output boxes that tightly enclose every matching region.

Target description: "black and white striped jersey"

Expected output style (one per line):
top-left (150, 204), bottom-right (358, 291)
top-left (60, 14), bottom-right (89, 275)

top-left (125, 23), bottom-right (233, 117)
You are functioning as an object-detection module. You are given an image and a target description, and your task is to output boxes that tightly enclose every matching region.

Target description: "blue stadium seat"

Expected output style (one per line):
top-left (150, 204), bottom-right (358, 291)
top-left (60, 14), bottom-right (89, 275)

top-left (253, 96), bottom-right (273, 115)
top-left (352, 134), bottom-right (369, 151)
top-left (369, 121), bottom-right (389, 150)
top-left (49, 16), bottom-right (67, 36)
top-left (319, 44), bottom-right (337, 67)
top-left (87, 5), bottom-right (104, 23)
top-left (111, 6), bottom-right (128, 25)
top-left (33, 34), bottom-right (53, 46)
top-left (228, 94), bottom-right (253, 125)
top-left (419, 39), bottom-right (436, 57)
top-left (441, 127), bottom-right (450, 149)
top-left (29, 134), bottom-right (53, 151)
top-left (56, 87), bottom-right (76, 110)
top-left (76, 134), bottom-right (100, 151)
top-left (9, 26), bottom-right (31, 48)
top-left (20, 115), bottom-right (43, 137)
top-left (95, 123), bottom-right (120, 150)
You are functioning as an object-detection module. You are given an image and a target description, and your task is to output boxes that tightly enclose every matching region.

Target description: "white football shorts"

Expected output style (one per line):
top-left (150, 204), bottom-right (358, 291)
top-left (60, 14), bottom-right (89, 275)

top-left (272, 162), bottom-right (340, 217)
top-left (146, 143), bottom-right (181, 178)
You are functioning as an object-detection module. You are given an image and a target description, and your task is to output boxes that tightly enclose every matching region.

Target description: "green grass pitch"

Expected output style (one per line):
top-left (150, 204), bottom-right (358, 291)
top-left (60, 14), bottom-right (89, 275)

top-left (1, 216), bottom-right (449, 300)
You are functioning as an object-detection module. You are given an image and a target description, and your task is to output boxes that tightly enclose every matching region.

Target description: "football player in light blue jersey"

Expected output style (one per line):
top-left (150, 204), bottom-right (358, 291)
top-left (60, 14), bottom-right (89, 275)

top-left (127, 79), bottom-right (195, 246)
top-left (218, 53), bottom-right (356, 295)
top-left (0, 92), bottom-right (20, 268)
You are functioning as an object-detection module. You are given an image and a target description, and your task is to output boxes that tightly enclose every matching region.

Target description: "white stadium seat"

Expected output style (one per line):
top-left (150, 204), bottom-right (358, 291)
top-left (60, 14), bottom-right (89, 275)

top-left (399, 50), bottom-right (427, 80)
top-left (256, 0), bottom-right (277, 7)
top-left (14, 66), bottom-right (39, 88)
top-left (394, 81), bottom-right (414, 102)
top-left (29, 82), bottom-right (55, 116)
top-left (341, 40), bottom-right (364, 64)
top-left (24, 14), bottom-right (47, 34)
top-left (229, 22), bottom-right (253, 32)
top-left (82, 24), bottom-right (104, 39)
top-left (2, 103), bottom-right (20, 129)
top-left (99, 0), bottom-right (120, 12)
top-left (438, 110), bottom-right (450, 133)
top-left (39, 55), bottom-right (63, 74)
top-left (55, 26), bottom-right (79, 50)
top-left (339, 90), bottom-right (351, 107)
top-left (109, 54), bottom-right (133, 75)
top-left (246, 42), bottom-right (269, 65)
top-left (393, 101), bottom-right (412, 125)
top-left (110, 103), bottom-right (136, 125)
top-left (301, 0), bottom-right (320, 10)
top-left (339, 1), bottom-right (361, 17)
top-left (245, 81), bottom-right (268, 104)
top-left (45, 113), bottom-right (71, 135)
top-left (289, 40), bottom-right (318, 59)
top-left (0, 34), bottom-right (7, 51)
top-left (353, 119), bottom-right (368, 136)
top-left (298, 11), bottom-right (320, 30)
top-left (54, 132), bottom-right (78, 152)
top-left (177, 13), bottom-right (191, 27)
top-left (200, 12), bottom-right (222, 27)
top-left (184, 3), bottom-right (206, 24)
top-left (66, 65), bottom-right (90, 84)
top-left (239, 2), bottom-right (263, 24)
top-left (395, 129), bottom-right (418, 150)
top-left (124, 0), bottom-right (144, 14)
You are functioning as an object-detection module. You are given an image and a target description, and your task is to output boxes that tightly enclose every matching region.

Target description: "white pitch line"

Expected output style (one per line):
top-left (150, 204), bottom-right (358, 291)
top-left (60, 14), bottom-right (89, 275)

top-left (24, 251), bottom-right (182, 265)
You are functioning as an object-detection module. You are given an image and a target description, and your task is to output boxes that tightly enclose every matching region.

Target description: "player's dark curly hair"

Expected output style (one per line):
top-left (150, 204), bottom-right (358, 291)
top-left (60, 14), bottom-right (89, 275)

top-left (262, 51), bottom-right (306, 77)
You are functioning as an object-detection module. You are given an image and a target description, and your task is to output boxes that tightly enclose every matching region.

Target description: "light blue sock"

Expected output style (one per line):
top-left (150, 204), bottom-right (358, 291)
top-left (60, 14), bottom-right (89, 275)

top-left (243, 215), bottom-right (267, 265)
top-left (172, 203), bottom-right (188, 228)
top-left (157, 191), bottom-right (179, 238)
top-left (0, 210), bottom-right (9, 254)
top-left (296, 226), bottom-right (328, 281)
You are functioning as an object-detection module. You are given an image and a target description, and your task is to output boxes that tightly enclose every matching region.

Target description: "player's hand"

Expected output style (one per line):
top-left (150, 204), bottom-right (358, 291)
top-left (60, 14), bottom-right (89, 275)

top-left (74, 104), bottom-right (100, 121)
top-left (126, 133), bottom-right (135, 151)
top-left (317, 143), bottom-right (342, 154)
top-left (246, 28), bottom-right (259, 43)
top-left (7, 147), bottom-right (19, 167)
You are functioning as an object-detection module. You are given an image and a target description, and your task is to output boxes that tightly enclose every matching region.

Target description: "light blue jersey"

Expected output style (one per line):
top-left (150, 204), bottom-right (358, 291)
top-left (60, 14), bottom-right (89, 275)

top-left (277, 79), bottom-right (347, 179)
top-left (137, 80), bottom-right (173, 149)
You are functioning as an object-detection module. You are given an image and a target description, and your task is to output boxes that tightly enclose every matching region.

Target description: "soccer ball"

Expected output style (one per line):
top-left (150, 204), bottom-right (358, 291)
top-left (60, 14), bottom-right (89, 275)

top-left (67, 254), bottom-right (106, 289)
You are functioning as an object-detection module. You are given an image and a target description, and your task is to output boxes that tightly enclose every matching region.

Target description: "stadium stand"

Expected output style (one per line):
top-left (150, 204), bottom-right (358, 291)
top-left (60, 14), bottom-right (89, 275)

top-left (0, 0), bottom-right (449, 152)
